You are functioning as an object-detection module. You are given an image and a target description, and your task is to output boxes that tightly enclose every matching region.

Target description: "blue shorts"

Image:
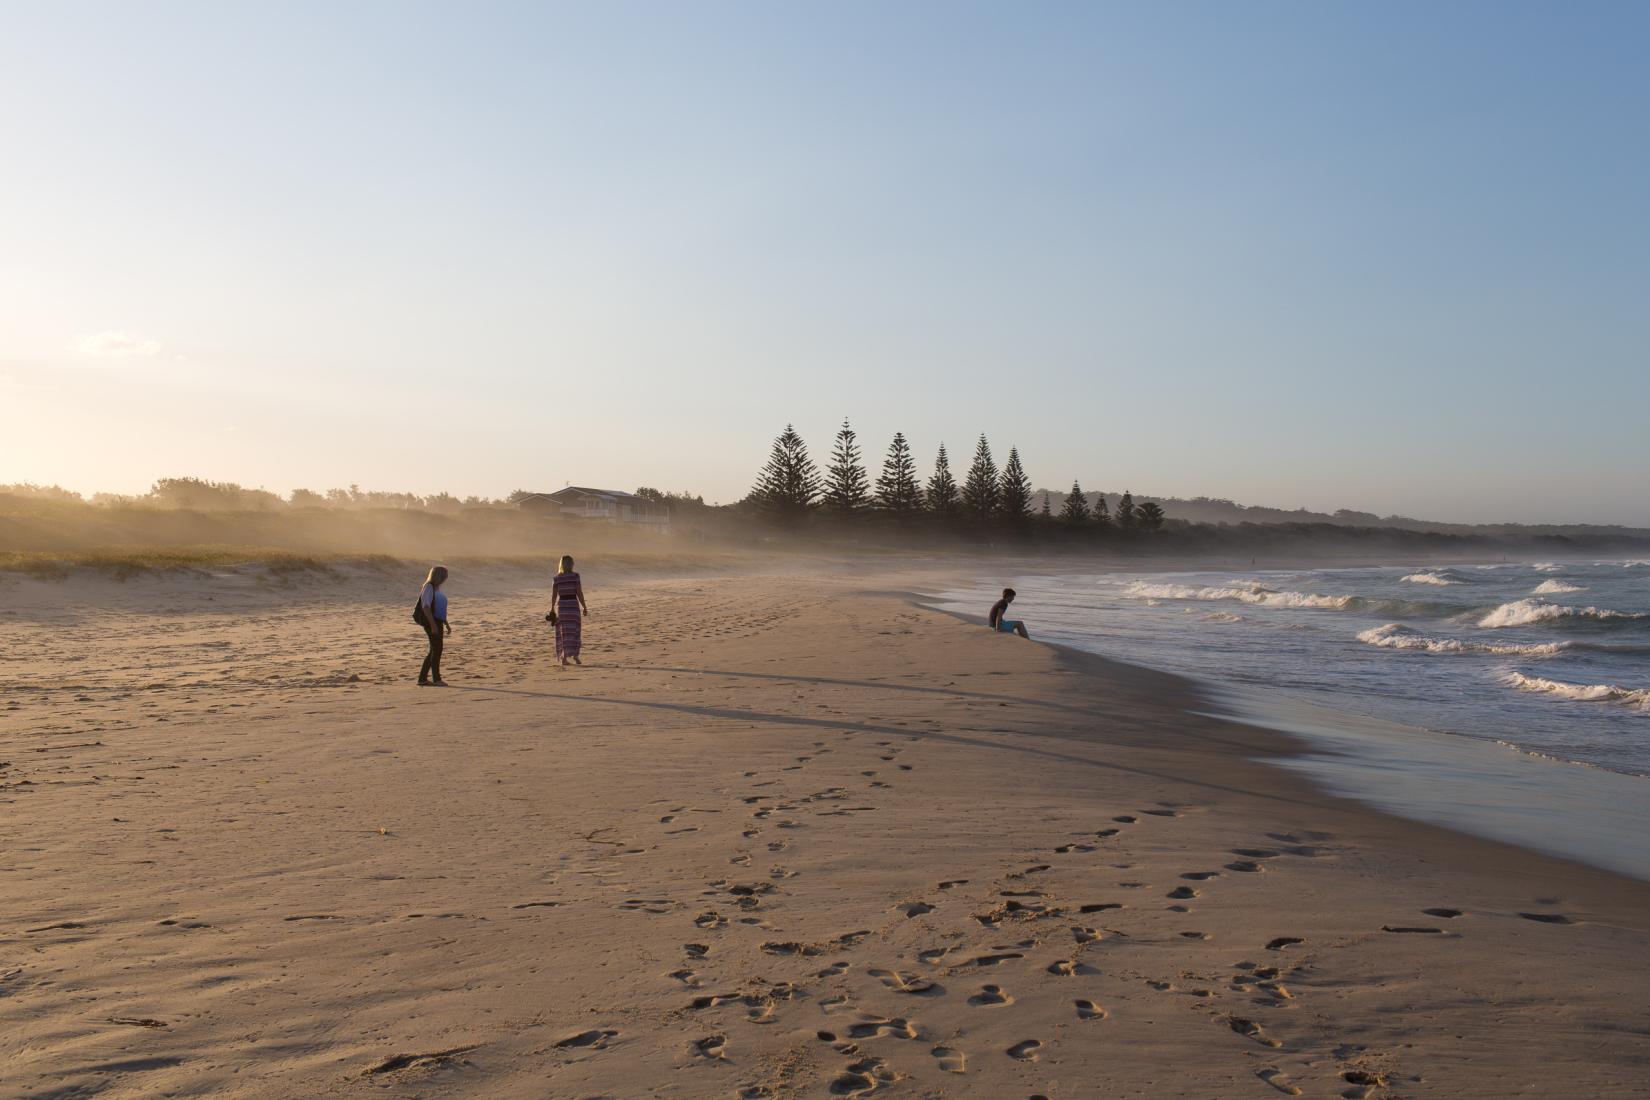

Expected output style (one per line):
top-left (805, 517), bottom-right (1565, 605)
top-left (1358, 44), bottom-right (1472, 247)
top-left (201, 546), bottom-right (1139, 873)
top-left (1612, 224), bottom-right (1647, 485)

top-left (995, 618), bottom-right (1022, 633)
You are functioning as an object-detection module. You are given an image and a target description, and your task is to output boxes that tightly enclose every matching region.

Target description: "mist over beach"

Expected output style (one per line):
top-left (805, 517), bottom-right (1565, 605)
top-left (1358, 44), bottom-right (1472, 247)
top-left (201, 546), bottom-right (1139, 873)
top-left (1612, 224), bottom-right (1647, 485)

top-left (5, 2), bottom-right (1650, 1098)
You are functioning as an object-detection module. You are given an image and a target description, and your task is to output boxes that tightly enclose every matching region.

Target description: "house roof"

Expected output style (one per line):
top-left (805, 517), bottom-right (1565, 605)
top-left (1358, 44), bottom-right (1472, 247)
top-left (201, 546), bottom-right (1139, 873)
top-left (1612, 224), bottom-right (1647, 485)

top-left (547, 486), bottom-right (655, 504)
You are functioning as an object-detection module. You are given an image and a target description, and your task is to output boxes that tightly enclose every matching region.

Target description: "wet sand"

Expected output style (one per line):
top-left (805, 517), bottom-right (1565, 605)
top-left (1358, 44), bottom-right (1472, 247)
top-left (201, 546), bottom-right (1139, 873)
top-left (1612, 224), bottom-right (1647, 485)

top-left (3, 562), bottom-right (1648, 1098)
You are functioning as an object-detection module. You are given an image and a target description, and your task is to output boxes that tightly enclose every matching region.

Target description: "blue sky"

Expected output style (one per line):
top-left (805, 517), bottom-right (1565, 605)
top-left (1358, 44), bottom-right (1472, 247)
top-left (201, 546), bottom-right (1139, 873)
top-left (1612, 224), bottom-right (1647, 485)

top-left (3, 1), bottom-right (1646, 523)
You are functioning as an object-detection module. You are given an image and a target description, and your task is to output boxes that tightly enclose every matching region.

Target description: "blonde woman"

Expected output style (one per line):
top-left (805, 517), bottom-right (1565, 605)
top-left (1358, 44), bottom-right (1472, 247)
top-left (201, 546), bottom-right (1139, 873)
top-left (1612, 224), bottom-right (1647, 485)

top-left (416, 565), bottom-right (451, 685)
top-left (547, 556), bottom-right (588, 666)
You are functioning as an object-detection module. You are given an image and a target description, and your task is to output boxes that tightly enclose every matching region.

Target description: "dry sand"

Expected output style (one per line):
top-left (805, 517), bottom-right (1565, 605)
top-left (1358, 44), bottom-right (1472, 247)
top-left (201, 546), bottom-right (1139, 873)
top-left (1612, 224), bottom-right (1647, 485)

top-left (3, 562), bottom-right (1648, 1098)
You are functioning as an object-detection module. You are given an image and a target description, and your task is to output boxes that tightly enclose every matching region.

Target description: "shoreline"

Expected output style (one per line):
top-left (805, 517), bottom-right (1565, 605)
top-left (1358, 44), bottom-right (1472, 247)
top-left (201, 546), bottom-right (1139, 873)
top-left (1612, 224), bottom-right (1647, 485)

top-left (4, 565), bottom-right (1648, 1096)
top-left (914, 584), bottom-right (1650, 885)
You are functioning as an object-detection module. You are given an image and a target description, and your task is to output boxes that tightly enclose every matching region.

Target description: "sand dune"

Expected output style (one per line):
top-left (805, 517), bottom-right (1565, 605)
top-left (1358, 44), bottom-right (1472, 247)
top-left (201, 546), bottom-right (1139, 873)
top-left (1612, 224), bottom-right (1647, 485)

top-left (3, 563), bottom-right (1648, 1097)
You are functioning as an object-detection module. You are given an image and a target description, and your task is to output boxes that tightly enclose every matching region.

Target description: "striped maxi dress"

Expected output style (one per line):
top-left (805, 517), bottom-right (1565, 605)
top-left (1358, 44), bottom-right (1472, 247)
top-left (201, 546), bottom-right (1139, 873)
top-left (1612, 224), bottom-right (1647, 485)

top-left (553, 571), bottom-right (582, 660)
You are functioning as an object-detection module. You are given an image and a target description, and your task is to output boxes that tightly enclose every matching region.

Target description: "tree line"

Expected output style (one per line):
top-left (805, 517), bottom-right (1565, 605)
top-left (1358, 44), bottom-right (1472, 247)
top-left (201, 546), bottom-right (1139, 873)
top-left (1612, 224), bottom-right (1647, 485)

top-left (749, 422), bottom-right (1165, 531)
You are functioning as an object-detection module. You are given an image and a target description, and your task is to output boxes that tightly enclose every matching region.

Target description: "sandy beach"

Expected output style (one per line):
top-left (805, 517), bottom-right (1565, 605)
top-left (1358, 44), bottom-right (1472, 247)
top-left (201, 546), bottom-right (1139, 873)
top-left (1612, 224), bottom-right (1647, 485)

top-left (4, 561), bottom-right (1648, 1099)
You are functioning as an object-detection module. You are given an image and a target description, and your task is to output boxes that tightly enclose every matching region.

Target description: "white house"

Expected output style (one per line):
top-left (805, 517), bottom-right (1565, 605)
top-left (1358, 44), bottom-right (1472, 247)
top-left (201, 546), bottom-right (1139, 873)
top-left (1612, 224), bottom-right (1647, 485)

top-left (515, 487), bottom-right (670, 529)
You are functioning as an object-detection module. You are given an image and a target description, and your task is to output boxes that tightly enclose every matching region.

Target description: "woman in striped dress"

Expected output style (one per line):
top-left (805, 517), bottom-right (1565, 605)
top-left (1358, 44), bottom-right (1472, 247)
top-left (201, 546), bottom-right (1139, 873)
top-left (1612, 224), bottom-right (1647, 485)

top-left (549, 556), bottom-right (588, 666)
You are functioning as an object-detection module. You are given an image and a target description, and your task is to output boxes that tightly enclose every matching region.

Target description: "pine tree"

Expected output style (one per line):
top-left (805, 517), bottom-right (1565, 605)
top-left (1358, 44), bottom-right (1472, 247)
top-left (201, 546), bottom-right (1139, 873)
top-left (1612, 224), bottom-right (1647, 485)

top-left (926, 444), bottom-right (959, 517)
top-left (874, 432), bottom-right (923, 516)
top-left (821, 419), bottom-right (871, 515)
top-left (1060, 480), bottom-right (1091, 525)
top-left (1092, 490), bottom-right (1111, 530)
top-left (751, 424), bottom-right (821, 521)
top-left (1135, 500), bottom-right (1165, 530)
top-left (960, 435), bottom-right (999, 521)
top-left (1041, 492), bottom-right (1052, 518)
top-left (1115, 489), bottom-right (1137, 529)
top-left (999, 447), bottom-right (1033, 523)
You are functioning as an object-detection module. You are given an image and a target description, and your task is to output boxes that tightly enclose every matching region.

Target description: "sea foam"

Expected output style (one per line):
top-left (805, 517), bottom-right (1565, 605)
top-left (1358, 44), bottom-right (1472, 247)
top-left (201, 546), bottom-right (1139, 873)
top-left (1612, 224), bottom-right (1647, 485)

top-left (1476, 599), bottom-right (1647, 629)
top-left (1532, 579), bottom-right (1585, 595)
top-left (1502, 671), bottom-right (1650, 711)
top-left (1401, 570), bottom-right (1464, 586)
top-left (1357, 623), bottom-right (1567, 656)
top-left (1124, 582), bottom-right (1353, 610)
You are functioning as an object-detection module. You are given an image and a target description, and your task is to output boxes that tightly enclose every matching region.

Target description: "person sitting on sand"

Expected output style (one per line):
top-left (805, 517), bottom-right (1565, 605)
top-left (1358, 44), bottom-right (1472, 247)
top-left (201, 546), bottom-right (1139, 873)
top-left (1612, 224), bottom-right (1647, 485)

top-left (546, 555), bottom-right (589, 667)
top-left (417, 565), bottom-right (451, 686)
top-left (988, 587), bottom-right (1030, 638)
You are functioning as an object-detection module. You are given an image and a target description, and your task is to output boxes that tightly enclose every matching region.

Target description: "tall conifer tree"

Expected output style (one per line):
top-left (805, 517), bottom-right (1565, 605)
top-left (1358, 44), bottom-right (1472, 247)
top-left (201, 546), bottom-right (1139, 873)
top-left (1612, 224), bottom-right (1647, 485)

top-left (999, 447), bottom-right (1033, 523)
top-left (821, 419), bottom-right (871, 515)
top-left (1115, 490), bottom-right (1137, 529)
top-left (874, 432), bottom-right (923, 516)
top-left (1093, 490), bottom-right (1111, 530)
top-left (752, 424), bottom-right (821, 521)
top-left (960, 435), bottom-right (999, 521)
top-left (1060, 480), bottom-right (1091, 524)
top-left (1041, 492), bottom-right (1052, 518)
top-left (926, 444), bottom-right (959, 517)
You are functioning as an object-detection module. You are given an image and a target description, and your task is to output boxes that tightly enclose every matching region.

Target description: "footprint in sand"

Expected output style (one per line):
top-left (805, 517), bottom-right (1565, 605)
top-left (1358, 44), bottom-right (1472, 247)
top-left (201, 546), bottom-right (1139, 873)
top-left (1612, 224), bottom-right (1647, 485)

top-left (668, 968), bottom-right (700, 987)
top-left (1006, 864), bottom-right (1051, 879)
top-left (691, 1034), bottom-right (727, 1060)
top-left (1055, 843), bottom-right (1096, 854)
top-left (684, 943), bottom-right (710, 959)
top-left (816, 961), bottom-right (851, 977)
top-left (1074, 999), bottom-right (1107, 1020)
top-left (830, 1056), bottom-right (893, 1096)
top-left (1181, 871), bottom-right (1221, 881)
top-left (1519, 912), bottom-right (1574, 924)
top-left (1006, 1039), bottom-right (1042, 1061)
top-left (1112, 815), bottom-right (1138, 824)
top-left (1046, 958), bottom-right (1080, 977)
top-left (1233, 848), bottom-right (1280, 858)
top-left (931, 1045), bottom-right (967, 1073)
top-left (1071, 926), bottom-right (1101, 944)
top-left (869, 968), bottom-right (937, 994)
top-left (937, 879), bottom-right (969, 890)
top-left (846, 1017), bottom-right (918, 1040)
top-left (1079, 902), bottom-right (1122, 913)
top-left (554, 1028), bottom-right (619, 1049)
top-left (1168, 887), bottom-right (1199, 900)
top-left (1381, 925), bottom-right (1443, 934)
top-left (1423, 907), bottom-right (1463, 918)
top-left (1142, 808), bottom-right (1182, 817)
top-left (967, 952), bottom-right (1023, 968)
top-left (1225, 861), bottom-right (1264, 873)
top-left (968, 983), bottom-right (1013, 1006)
top-left (1258, 1068), bottom-right (1303, 1096)
top-left (1265, 937), bottom-right (1304, 951)
top-left (1228, 1015), bottom-right (1281, 1048)
top-left (900, 901), bottom-right (935, 918)
top-left (1095, 828), bottom-right (1122, 838)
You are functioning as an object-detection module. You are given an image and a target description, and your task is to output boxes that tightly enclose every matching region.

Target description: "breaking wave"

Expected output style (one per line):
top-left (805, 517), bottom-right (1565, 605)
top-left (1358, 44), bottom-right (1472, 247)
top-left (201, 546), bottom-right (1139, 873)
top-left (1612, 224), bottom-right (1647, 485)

top-left (1124, 582), bottom-right (1466, 620)
top-left (1476, 599), bottom-right (1648, 629)
top-left (1532, 579), bottom-right (1585, 595)
top-left (1202, 611), bottom-right (1244, 623)
top-left (1502, 671), bottom-right (1650, 711)
top-left (1357, 623), bottom-right (1567, 656)
top-left (1531, 562), bottom-right (1564, 573)
top-left (1125, 582), bottom-right (1353, 610)
top-left (1401, 570), bottom-right (1466, 586)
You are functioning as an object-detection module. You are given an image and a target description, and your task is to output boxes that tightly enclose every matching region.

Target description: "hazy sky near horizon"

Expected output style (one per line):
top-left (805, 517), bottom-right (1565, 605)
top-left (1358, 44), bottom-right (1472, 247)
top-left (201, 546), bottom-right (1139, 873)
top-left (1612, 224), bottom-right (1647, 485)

top-left (3, 1), bottom-right (1647, 525)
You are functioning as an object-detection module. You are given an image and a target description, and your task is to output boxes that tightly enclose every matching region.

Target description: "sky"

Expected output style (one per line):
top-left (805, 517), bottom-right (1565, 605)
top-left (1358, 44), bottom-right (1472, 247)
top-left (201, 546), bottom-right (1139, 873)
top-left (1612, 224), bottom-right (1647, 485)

top-left (2, 0), bottom-right (1647, 525)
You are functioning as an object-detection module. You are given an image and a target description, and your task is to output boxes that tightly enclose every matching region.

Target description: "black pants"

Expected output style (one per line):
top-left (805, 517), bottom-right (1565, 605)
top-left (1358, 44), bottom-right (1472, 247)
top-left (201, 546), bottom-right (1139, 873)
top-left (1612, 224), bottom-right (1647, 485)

top-left (420, 628), bottom-right (444, 682)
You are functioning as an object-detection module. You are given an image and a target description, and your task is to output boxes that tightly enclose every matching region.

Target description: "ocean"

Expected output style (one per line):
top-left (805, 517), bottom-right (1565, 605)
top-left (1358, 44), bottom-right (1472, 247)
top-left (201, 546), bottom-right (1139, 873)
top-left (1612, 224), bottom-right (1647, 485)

top-left (934, 558), bottom-right (1650, 878)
